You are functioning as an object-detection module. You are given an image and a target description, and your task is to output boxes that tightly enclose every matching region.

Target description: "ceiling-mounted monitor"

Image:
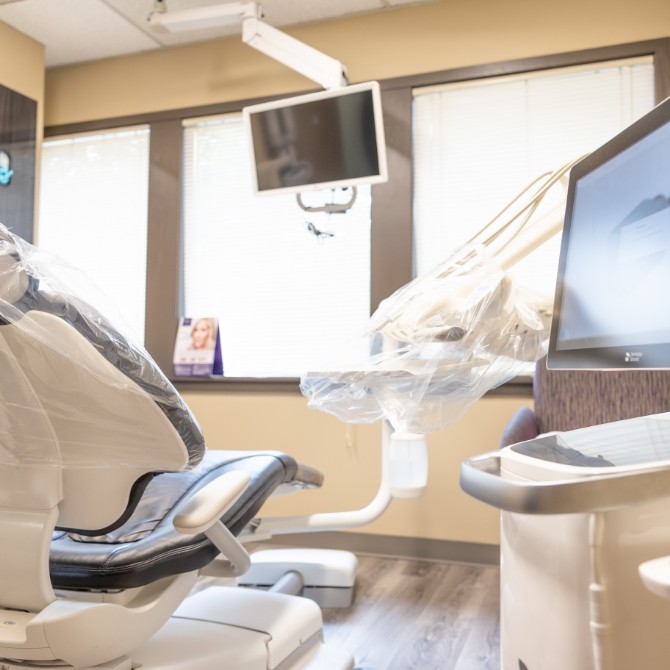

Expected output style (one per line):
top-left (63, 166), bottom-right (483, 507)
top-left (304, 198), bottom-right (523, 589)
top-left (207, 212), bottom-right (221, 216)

top-left (548, 95), bottom-right (670, 369)
top-left (243, 81), bottom-right (388, 195)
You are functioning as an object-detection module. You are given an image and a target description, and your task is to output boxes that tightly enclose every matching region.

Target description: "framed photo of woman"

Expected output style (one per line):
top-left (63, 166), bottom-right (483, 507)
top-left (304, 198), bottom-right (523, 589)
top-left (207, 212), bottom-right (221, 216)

top-left (173, 316), bottom-right (223, 377)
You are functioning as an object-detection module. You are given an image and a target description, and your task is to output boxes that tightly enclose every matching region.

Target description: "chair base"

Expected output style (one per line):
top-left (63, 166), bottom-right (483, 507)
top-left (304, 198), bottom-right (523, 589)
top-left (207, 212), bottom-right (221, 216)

top-left (1, 658), bottom-right (133, 670)
top-left (135, 584), bottom-right (354, 670)
top-left (1, 585), bottom-right (354, 670)
top-left (238, 547), bottom-right (359, 608)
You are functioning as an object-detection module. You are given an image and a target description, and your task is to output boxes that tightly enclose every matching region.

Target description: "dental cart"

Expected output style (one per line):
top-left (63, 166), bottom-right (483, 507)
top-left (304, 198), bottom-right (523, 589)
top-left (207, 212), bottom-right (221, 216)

top-left (460, 412), bottom-right (670, 670)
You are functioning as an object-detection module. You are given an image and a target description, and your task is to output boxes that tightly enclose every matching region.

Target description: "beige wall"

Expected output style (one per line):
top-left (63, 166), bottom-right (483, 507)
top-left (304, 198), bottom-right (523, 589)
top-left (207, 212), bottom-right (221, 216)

top-left (45, 0), bottom-right (670, 126)
top-left (184, 390), bottom-right (530, 545)
top-left (0, 21), bottom-right (44, 103)
top-left (41, 0), bottom-right (669, 547)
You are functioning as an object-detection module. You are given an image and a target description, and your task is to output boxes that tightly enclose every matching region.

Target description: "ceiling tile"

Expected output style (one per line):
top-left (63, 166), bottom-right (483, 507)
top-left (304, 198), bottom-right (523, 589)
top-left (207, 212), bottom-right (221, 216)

top-left (0, 0), bottom-right (438, 68)
top-left (0, 0), bottom-right (160, 67)
top-left (106, 0), bottom-right (245, 49)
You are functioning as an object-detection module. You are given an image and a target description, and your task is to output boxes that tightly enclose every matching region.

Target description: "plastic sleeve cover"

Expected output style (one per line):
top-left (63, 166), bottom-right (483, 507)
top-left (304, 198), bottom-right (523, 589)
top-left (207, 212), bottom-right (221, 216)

top-left (301, 244), bottom-right (551, 435)
top-left (0, 224), bottom-right (205, 469)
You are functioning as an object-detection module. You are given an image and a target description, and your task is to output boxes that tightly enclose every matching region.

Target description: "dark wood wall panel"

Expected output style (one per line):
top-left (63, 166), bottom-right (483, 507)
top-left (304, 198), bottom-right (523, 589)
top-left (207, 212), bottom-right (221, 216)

top-left (0, 84), bottom-right (37, 243)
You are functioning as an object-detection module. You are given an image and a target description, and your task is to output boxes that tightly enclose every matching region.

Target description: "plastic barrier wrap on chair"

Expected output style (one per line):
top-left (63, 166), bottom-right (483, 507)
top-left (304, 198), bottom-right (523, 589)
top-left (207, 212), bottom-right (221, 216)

top-left (0, 223), bottom-right (205, 471)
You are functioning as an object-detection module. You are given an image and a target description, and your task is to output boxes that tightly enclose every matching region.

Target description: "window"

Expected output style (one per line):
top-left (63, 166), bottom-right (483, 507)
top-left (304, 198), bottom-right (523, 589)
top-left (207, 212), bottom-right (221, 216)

top-left (412, 58), bottom-right (656, 299)
top-left (40, 40), bottom-right (670, 385)
top-left (182, 114), bottom-right (371, 378)
top-left (38, 126), bottom-right (150, 343)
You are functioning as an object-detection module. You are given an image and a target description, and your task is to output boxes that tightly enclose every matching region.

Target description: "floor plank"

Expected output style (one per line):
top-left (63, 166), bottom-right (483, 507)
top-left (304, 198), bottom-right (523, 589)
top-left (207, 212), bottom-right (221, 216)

top-left (322, 555), bottom-right (500, 670)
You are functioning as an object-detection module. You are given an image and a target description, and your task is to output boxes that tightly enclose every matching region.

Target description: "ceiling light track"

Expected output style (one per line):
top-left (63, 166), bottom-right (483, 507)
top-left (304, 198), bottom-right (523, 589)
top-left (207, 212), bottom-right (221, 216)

top-left (148, 0), bottom-right (348, 89)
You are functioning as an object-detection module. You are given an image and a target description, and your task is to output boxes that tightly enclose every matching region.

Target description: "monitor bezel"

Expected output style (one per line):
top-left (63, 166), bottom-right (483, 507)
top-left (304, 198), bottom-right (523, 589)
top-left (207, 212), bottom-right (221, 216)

top-left (548, 94), bottom-right (670, 370)
top-left (242, 80), bottom-right (388, 196)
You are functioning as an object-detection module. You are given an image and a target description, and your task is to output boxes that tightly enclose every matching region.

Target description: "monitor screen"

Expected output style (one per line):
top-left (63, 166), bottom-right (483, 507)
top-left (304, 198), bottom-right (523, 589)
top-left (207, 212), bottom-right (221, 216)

top-left (243, 81), bottom-right (388, 195)
top-left (548, 95), bottom-right (670, 369)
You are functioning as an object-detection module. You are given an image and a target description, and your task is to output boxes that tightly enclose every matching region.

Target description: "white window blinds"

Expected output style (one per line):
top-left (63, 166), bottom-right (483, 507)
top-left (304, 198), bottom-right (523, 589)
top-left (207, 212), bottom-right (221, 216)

top-left (413, 57), bottom-right (656, 301)
top-left (182, 114), bottom-right (371, 378)
top-left (38, 126), bottom-right (150, 343)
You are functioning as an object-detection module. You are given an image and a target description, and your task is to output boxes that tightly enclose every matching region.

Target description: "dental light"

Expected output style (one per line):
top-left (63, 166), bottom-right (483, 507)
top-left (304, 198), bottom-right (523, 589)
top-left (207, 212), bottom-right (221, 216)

top-left (148, 1), bottom-right (348, 90)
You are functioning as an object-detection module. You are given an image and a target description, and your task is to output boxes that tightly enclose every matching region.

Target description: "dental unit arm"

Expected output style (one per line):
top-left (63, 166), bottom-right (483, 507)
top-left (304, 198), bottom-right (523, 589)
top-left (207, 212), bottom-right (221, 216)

top-left (301, 158), bottom-right (578, 435)
top-left (257, 159), bottom-right (576, 531)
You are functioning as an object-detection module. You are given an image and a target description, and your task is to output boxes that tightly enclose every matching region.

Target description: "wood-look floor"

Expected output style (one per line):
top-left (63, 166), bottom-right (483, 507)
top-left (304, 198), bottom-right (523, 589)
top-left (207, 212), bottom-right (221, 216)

top-left (322, 555), bottom-right (500, 670)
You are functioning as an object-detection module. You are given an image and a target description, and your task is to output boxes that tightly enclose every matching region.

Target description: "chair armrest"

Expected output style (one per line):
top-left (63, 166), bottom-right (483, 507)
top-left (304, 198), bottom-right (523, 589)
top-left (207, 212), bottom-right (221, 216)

top-left (271, 460), bottom-right (324, 496)
top-left (173, 471), bottom-right (250, 534)
top-left (640, 556), bottom-right (670, 599)
top-left (174, 471), bottom-right (252, 577)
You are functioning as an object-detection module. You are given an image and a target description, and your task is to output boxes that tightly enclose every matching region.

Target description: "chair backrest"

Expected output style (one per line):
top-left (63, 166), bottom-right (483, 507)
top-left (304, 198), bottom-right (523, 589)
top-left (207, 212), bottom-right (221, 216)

top-left (0, 227), bottom-right (201, 613)
top-left (0, 226), bottom-right (205, 531)
top-left (533, 356), bottom-right (670, 434)
top-left (0, 310), bottom-right (190, 529)
top-left (0, 310), bottom-right (193, 612)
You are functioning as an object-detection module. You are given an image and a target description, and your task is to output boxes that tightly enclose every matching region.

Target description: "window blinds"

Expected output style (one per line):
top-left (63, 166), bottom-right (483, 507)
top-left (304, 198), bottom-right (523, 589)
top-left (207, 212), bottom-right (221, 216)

top-left (413, 57), bottom-right (656, 301)
top-left (182, 114), bottom-right (372, 378)
top-left (39, 126), bottom-right (150, 343)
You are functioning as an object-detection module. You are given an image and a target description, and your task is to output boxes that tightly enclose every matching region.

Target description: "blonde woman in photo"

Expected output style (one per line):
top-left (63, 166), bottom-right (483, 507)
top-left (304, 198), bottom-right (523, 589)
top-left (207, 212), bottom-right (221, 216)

top-left (189, 317), bottom-right (217, 351)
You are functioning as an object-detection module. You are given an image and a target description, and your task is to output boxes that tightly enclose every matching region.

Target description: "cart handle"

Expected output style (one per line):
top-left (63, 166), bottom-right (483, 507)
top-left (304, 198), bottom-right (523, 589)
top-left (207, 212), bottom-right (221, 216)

top-left (460, 451), bottom-right (670, 514)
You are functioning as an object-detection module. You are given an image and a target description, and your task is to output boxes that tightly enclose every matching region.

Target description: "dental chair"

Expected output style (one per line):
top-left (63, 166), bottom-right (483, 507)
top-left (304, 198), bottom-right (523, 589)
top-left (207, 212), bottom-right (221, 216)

top-left (0, 224), bottom-right (354, 670)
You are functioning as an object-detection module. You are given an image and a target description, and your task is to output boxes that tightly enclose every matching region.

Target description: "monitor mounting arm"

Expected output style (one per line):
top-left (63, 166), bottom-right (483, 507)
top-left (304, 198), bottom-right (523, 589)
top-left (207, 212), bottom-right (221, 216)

top-left (148, 1), bottom-right (348, 90)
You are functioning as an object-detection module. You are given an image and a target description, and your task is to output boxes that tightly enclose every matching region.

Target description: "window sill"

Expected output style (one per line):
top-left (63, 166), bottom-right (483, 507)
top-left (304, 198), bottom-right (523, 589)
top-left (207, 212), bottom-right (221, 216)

top-left (172, 376), bottom-right (301, 393)
top-left (172, 375), bottom-right (533, 396)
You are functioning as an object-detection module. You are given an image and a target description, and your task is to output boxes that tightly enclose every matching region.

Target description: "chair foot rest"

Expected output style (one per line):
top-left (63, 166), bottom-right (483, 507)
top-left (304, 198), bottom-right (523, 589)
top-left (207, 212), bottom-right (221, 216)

top-left (236, 548), bottom-right (358, 608)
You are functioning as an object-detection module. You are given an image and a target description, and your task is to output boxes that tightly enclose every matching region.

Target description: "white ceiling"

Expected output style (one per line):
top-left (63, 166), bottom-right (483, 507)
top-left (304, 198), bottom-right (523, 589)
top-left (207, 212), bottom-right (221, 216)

top-left (0, 0), bottom-right (430, 68)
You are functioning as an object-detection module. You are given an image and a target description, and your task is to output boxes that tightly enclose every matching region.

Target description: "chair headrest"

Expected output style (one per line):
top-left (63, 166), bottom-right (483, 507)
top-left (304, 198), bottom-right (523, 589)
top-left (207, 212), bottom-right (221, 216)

top-left (0, 224), bottom-right (206, 473)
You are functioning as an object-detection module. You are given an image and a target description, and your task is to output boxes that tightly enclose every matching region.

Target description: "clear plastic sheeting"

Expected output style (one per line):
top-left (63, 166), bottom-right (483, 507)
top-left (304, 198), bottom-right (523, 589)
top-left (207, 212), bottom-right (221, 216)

top-left (0, 223), bottom-right (205, 469)
top-left (300, 243), bottom-right (551, 434)
top-left (301, 160), bottom-right (579, 435)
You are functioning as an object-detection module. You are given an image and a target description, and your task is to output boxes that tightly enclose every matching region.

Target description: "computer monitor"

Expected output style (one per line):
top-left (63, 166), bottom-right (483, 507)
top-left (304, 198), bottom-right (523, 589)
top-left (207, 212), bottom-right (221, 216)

top-left (243, 81), bottom-right (387, 196)
top-left (548, 95), bottom-right (670, 369)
